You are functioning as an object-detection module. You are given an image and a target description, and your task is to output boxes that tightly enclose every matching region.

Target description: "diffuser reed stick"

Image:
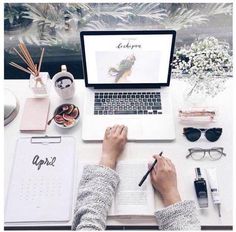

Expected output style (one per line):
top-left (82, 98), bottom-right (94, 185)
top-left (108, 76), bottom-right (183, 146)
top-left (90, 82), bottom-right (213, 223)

top-left (9, 43), bottom-right (45, 85)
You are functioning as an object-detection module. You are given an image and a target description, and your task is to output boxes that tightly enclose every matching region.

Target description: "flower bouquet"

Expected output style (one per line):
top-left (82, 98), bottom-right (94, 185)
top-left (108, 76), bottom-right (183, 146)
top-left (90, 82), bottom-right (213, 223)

top-left (172, 37), bottom-right (232, 98)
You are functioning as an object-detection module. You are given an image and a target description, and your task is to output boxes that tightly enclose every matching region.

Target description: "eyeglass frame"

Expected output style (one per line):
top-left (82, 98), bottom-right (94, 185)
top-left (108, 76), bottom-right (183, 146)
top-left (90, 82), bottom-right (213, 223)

top-left (186, 147), bottom-right (226, 160)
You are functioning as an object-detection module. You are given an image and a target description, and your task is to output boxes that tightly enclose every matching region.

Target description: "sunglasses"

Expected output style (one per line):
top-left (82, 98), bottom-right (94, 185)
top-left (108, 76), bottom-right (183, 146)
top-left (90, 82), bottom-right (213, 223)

top-left (183, 127), bottom-right (222, 142)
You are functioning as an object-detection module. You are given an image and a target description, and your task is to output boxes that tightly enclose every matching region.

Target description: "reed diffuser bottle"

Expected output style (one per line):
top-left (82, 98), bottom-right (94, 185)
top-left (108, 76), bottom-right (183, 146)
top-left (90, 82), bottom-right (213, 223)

top-left (10, 43), bottom-right (50, 98)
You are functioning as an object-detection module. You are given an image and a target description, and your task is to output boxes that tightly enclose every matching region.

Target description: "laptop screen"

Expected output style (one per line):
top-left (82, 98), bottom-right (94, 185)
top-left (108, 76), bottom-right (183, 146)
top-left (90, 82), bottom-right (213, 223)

top-left (80, 31), bottom-right (176, 88)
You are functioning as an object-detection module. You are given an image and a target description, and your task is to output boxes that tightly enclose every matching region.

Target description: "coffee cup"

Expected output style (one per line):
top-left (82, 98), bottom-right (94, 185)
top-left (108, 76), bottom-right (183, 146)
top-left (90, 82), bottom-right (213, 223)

top-left (52, 65), bottom-right (75, 99)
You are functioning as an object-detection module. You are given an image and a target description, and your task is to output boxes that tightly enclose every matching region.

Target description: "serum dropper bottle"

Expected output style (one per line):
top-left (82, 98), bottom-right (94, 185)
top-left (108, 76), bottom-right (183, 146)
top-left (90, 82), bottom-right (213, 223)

top-left (194, 167), bottom-right (208, 208)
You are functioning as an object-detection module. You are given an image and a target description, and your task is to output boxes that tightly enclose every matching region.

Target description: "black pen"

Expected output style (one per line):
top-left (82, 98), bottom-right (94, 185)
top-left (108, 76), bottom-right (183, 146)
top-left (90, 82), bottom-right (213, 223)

top-left (138, 151), bottom-right (163, 187)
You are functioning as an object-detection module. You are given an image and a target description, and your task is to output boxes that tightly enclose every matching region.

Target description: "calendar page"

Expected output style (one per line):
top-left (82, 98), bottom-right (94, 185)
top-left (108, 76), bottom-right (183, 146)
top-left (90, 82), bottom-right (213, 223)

top-left (5, 136), bottom-right (75, 222)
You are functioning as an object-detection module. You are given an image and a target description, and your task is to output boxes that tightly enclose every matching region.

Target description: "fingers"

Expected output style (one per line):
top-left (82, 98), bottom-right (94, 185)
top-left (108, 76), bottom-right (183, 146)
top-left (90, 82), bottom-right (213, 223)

top-left (104, 125), bottom-right (128, 138)
top-left (152, 155), bottom-right (176, 173)
top-left (153, 155), bottom-right (165, 172)
top-left (165, 157), bottom-right (172, 166)
top-left (148, 162), bottom-right (156, 176)
top-left (104, 125), bottom-right (118, 138)
top-left (111, 124), bottom-right (119, 134)
top-left (120, 126), bottom-right (128, 139)
top-left (165, 157), bottom-right (175, 170)
top-left (115, 125), bottom-right (125, 135)
top-left (150, 168), bottom-right (156, 184)
top-left (104, 126), bottom-right (112, 139)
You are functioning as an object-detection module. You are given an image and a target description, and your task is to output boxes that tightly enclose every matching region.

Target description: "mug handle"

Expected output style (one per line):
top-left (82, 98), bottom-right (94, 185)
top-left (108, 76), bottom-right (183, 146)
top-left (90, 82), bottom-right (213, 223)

top-left (61, 65), bottom-right (67, 72)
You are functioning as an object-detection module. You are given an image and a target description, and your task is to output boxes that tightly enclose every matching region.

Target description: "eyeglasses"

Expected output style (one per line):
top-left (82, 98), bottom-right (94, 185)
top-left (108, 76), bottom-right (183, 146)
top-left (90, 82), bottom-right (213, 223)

top-left (183, 127), bottom-right (222, 142)
top-left (186, 147), bottom-right (226, 160)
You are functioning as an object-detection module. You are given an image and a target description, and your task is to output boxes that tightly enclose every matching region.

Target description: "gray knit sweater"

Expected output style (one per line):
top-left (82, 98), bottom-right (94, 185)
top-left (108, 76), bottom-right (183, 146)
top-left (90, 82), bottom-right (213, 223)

top-left (72, 165), bottom-right (200, 230)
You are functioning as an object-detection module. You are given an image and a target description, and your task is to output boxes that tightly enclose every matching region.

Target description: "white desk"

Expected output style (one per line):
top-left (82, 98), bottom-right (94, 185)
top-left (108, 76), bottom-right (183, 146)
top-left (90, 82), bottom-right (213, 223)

top-left (4, 79), bottom-right (233, 229)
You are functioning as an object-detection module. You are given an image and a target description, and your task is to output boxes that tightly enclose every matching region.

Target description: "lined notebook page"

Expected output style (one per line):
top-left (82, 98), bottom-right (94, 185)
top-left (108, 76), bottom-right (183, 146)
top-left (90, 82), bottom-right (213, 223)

top-left (110, 162), bottom-right (155, 216)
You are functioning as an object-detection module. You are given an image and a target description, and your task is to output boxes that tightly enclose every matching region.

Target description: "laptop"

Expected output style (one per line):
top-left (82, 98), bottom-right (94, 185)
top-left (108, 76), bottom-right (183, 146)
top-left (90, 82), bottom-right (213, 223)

top-left (80, 30), bottom-right (176, 141)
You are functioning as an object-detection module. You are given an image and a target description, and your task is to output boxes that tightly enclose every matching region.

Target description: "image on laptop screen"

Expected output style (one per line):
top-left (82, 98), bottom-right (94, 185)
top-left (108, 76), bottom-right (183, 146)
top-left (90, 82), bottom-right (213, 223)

top-left (81, 31), bottom-right (175, 85)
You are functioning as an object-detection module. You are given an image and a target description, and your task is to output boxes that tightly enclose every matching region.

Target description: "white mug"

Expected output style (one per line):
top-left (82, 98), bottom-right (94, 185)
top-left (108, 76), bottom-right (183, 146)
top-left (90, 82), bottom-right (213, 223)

top-left (52, 65), bottom-right (75, 99)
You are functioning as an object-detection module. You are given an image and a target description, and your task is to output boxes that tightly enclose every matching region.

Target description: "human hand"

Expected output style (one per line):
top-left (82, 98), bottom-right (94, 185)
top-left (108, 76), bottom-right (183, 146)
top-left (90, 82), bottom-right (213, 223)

top-left (99, 125), bottom-right (128, 169)
top-left (149, 155), bottom-right (181, 207)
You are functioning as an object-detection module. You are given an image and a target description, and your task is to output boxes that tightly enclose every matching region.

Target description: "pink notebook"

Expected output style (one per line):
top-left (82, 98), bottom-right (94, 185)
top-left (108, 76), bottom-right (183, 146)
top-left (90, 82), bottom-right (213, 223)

top-left (20, 98), bottom-right (50, 132)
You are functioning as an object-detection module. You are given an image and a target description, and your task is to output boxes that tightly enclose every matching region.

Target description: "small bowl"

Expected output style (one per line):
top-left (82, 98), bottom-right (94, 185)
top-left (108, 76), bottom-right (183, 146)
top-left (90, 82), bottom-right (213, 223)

top-left (53, 104), bottom-right (79, 128)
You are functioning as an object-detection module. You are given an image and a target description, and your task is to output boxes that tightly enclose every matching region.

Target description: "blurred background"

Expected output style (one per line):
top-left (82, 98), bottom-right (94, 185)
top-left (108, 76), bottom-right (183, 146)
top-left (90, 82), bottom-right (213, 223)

top-left (4, 3), bottom-right (233, 79)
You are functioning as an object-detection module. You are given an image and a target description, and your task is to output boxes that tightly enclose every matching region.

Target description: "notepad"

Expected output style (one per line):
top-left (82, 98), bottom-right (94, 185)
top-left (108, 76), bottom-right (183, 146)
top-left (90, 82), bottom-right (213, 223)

top-left (20, 98), bottom-right (50, 132)
top-left (5, 136), bottom-right (75, 222)
top-left (78, 161), bottom-right (155, 217)
top-left (109, 162), bottom-right (155, 216)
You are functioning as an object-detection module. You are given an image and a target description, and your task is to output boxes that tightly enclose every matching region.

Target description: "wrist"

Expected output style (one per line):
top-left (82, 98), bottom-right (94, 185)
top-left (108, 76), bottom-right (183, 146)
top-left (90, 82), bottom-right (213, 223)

top-left (162, 189), bottom-right (181, 207)
top-left (99, 154), bottom-right (117, 169)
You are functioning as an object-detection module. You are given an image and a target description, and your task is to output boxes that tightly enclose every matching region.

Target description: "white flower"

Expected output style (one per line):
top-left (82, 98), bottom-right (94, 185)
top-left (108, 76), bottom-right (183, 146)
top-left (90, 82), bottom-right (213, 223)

top-left (173, 36), bottom-right (232, 97)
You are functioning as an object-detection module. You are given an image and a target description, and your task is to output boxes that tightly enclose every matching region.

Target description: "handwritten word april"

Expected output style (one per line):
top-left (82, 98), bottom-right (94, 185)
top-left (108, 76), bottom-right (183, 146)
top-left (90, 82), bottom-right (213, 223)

top-left (117, 42), bottom-right (141, 49)
top-left (32, 155), bottom-right (56, 170)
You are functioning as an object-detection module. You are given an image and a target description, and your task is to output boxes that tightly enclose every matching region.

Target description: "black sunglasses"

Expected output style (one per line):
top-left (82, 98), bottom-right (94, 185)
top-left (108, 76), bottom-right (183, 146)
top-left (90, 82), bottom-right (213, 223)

top-left (183, 127), bottom-right (222, 142)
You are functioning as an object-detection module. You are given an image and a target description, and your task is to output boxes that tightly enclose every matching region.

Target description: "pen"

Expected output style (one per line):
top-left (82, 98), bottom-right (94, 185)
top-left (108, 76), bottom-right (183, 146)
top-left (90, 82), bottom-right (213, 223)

top-left (138, 151), bottom-right (163, 187)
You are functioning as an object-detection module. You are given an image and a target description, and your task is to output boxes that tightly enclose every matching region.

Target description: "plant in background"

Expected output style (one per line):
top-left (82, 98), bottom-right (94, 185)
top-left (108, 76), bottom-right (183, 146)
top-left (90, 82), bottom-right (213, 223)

top-left (71, 3), bottom-right (133, 30)
top-left (172, 37), bottom-right (233, 97)
top-left (4, 3), bottom-right (233, 55)
top-left (125, 3), bottom-right (167, 28)
top-left (22, 3), bottom-right (72, 45)
top-left (17, 3), bottom-right (134, 49)
top-left (4, 3), bottom-right (32, 33)
top-left (160, 3), bottom-right (232, 30)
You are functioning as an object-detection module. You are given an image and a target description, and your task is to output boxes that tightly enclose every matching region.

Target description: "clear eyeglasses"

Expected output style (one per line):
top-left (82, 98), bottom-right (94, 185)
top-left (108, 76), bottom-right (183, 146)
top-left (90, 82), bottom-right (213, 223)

top-left (186, 147), bottom-right (226, 160)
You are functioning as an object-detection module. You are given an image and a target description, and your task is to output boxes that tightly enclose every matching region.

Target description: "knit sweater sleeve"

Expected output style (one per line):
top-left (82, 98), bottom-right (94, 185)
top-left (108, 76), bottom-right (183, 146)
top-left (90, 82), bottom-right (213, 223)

top-left (155, 200), bottom-right (201, 230)
top-left (72, 165), bottom-right (120, 231)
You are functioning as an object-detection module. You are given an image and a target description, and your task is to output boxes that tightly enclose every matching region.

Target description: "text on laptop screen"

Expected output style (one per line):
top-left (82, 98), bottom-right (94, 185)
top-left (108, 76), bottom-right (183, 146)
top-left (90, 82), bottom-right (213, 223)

top-left (83, 33), bottom-right (174, 85)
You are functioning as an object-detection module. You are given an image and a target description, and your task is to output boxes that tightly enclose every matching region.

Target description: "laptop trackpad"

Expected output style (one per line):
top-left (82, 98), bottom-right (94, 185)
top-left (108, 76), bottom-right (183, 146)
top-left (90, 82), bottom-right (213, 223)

top-left (83, 117), bottom-right (142, 141)
top-left (113, 119), bottom-right (142, 139)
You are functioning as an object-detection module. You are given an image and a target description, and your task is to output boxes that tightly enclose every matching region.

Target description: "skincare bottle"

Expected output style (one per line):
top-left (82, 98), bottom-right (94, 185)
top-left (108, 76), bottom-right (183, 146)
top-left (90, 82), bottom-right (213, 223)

top-left (206, 167), bottom-right (221, 217)
top-left (194, 167), bottom-right (208, 208)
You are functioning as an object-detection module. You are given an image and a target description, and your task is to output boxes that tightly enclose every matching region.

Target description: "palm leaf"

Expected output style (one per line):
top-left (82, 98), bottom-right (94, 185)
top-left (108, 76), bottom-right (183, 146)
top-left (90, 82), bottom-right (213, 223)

top-left (130, 3), bottom-right (167, 22)
top-left (82, 20), bottom-right (107, 30)
top-left (68, 3), bottom-right (92, 12)
top-left (89, 4), bottom-right (133, 23)
top-left (202, 3), bottom-right (232, 16)
top-left (22, 3), bottom-right (67, 29)
top-left (162, 8), bottom-right (208, 30)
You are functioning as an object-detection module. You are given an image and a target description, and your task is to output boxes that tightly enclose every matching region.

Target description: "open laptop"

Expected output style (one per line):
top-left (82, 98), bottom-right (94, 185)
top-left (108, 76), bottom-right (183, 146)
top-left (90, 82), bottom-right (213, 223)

top-left (80, 30), bottom-right (176, 141)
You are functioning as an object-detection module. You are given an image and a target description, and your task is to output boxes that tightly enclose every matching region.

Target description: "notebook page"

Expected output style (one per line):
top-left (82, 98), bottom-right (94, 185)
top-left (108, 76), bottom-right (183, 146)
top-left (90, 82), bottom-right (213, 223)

top-left (110, 161), bottom-right (155, 216)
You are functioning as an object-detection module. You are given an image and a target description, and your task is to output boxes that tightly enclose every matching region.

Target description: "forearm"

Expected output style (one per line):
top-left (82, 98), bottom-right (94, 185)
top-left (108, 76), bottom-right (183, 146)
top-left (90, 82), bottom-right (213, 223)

top-left (72, 165), bottom-right (120, 230)
top-left (155, 200), bottom-right (201, 230)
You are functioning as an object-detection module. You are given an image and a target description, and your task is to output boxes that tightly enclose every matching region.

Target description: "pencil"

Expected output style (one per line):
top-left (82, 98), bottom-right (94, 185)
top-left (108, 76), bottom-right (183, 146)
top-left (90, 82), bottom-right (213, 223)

top-left (138, 151), bottom-right (163, 187)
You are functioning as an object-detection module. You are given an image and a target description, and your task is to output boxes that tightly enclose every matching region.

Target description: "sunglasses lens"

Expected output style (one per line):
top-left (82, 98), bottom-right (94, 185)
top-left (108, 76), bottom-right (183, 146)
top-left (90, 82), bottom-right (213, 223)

top-left (184, 128), bottom-right (201, 142)
top-left (205, 128), bottom-right (222, 142)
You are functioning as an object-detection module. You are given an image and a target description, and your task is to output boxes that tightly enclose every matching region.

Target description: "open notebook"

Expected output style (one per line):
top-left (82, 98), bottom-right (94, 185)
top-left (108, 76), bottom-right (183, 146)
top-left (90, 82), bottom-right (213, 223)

top-left (78, 161), bottom-right (155, 216)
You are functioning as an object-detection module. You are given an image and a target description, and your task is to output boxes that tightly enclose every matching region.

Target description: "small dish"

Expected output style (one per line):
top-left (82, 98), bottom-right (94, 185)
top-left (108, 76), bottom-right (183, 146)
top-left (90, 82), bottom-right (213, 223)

top-left (53, 104), bottom-right (79, 128)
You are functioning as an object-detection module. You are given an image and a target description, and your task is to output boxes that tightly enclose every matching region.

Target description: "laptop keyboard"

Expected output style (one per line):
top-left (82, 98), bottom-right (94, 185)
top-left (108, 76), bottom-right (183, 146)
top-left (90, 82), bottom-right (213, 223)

top-left (94, 92), bottom-right (162, 115)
